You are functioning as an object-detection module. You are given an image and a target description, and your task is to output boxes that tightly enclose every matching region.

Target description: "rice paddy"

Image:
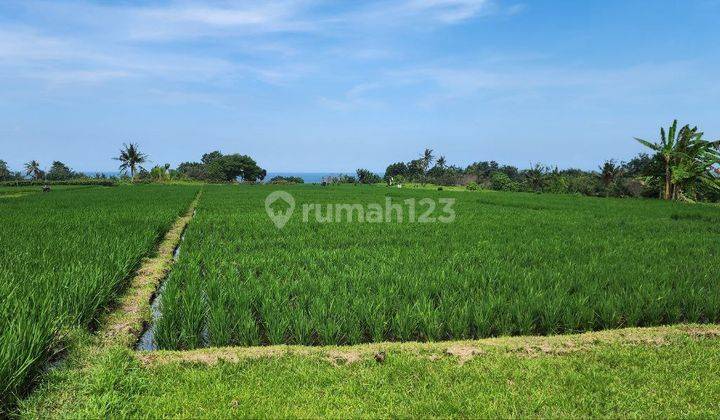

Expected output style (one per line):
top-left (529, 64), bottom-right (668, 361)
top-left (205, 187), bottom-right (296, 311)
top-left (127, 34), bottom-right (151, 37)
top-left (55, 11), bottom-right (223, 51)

top-left (154, 184), bottom-right (720, 349)
top-left (0, 185), bottom-right (199, 409)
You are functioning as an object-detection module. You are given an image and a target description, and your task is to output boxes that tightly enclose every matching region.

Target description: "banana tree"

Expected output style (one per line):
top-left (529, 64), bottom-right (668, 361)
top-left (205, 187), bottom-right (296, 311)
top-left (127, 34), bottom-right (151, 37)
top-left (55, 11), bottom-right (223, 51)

top-left (635, 120), bottom-right (680, 200)
top-left (635, 120), bottom-right (720, 200)
top-left (670, 132), bottom-right (720, 200)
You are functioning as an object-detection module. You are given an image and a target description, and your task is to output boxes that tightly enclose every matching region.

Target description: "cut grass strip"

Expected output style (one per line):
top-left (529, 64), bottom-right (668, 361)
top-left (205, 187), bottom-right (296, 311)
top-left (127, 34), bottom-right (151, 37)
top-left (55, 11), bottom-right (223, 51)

top-left (137, 323), bottom-right (720, 366)
top-left (19, 324), bottom-right (720, 418)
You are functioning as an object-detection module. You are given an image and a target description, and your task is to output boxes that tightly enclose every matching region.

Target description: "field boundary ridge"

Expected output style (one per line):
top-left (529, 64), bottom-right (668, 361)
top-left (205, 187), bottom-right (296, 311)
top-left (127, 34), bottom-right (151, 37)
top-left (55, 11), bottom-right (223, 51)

top-left (136, 323), bottom-right (720, 366)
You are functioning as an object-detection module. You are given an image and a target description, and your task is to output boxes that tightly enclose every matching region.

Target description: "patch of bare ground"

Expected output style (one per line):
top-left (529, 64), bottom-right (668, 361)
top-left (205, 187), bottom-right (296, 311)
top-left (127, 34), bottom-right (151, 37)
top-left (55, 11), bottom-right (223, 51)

top-left (326, 350), bottom-right (363, 366)
top-left (136, 324), bottom-right (720, 367)
top-left (445, 345), bottom-right (484, 365)
top-left (678, 324), bottom-right (720, 338)
top-left (99, 193), bottom-right (200, 348)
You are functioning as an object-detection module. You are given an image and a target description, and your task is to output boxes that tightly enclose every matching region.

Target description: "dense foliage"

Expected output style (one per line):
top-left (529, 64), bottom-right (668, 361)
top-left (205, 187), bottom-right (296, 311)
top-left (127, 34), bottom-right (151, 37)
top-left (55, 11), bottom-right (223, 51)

top-left (177, 151), bottom-right (266, 183)
top-left (635, 120), bottom-right (720, 201)
top-left (356, 169), bottom-right (382, 184)
top-left (0, 160), bottom-right (22, 181)
top-left (383, 147), bottom-right (719, 201)
top-left (268, 176), bottom-right (305, 184)
top-left (45, 161), bottom-right (82, 181)
top-left (321, 174), bottom-right (357, 184)
top-left (154, 185), bottom-right (720, 350)
top-left (0, 186), bottom-right (199, 411)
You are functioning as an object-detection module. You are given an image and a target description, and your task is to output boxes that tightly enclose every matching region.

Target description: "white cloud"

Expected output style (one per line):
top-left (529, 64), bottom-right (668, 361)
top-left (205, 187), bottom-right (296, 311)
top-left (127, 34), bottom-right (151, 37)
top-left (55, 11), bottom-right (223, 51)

top-left (316, 60), bottom-right (700, 110)
top-left (126, 1), bottom-right (319, 40)
top-left (401, 0), bottom-right (495, 23)
top-left (0, 0), bottom-right (525, 100)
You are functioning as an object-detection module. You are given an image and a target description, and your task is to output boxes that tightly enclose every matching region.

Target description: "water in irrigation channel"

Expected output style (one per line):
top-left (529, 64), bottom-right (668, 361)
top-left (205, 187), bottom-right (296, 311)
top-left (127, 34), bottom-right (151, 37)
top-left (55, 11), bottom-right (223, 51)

top-left (135, 235), bottom-right (184, 351)
top-left (136, 207), bottom-right (204, 351)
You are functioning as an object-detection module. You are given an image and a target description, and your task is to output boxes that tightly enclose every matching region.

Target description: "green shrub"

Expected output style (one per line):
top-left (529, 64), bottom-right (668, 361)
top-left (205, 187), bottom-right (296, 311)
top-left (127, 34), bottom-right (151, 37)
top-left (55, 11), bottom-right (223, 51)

top-left (490, 172), bottom-right (518, 191)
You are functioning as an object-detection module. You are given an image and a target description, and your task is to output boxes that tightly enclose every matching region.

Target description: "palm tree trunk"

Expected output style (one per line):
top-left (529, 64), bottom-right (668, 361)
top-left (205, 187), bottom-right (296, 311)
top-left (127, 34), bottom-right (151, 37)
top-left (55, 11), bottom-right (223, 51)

top-left (664, 158), bottom-right (671, 200)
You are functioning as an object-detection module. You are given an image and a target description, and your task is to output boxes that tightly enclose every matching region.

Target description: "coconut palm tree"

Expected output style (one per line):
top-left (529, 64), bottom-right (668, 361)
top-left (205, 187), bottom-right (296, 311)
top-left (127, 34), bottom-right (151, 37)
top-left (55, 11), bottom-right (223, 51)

top-left (24, 160), bottom-right (43, 180)
top-left (421, 149), bottom-right (434, 173)
top-left (436, 156), bottom-right (447, 169)
top-left (114, 143), bottom-right (148, 180)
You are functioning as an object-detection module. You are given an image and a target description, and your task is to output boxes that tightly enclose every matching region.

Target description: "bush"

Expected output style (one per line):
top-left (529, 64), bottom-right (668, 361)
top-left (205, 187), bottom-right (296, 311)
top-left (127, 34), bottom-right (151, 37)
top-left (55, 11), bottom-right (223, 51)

top-left (490, 172), bottom-right (518, 191)
top-left (466, 181), bottom-right (479, 191)
top-left (545, 174), bottom-right (568, 194)
top-left (356, 169), bottom-right (382, 184)
top-left (566, 174), bottom-right (602, 196)
top-left (268, 176), bottom-right (304, 184)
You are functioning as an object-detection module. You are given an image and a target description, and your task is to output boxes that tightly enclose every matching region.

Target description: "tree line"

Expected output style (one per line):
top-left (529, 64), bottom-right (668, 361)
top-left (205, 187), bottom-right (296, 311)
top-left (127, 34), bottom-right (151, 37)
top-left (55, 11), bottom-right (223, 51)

top-left (1, 144), bottom-right (266, 184)
top-left (378, 120), bottom-right (720, 202)
top-left (3, 120), bottom-right (718, 201)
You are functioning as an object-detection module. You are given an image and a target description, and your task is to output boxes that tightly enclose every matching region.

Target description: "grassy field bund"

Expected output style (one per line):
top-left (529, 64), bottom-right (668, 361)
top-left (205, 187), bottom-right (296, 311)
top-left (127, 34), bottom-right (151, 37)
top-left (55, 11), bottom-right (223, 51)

top-left (3, 183), bottom-right (720, 416)
top-left (0, 185), bottom-right (199, 412)
top-left (19, 325), bottom-right (720, 417)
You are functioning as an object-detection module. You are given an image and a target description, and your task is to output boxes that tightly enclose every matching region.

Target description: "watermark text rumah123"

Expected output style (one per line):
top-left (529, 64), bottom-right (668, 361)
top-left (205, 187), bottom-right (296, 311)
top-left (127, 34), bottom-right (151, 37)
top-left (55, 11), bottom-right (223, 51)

top-left (265, 191), bottom-right (456, 229)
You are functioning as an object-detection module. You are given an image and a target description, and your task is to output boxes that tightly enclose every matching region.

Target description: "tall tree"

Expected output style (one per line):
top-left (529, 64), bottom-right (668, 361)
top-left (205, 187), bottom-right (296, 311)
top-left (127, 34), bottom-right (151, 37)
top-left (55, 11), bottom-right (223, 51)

top-left (599, 160), bottom-right (623, 189)
top-left (0, 160), bottom-right (12, 181)
top-left (24, 160), bottom-right (43, 180)
top-left (356, 168), bottom-right (381, 184)
top-left (114, 143), bottom-right (148, 180)
top-left (46, 161), bottom-right (76, 181)
top-left (421, 148), bottom-right (434, 174)
top-left (383, 162), bottom-right (408, 183)
top-left (436, 156), bottom-right (446, 169)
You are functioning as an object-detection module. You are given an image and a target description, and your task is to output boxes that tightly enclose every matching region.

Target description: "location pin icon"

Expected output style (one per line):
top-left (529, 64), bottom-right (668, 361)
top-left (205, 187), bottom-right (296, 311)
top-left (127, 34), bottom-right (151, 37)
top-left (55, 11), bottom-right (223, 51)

top-left (265, 191), bottom-right (295, 229)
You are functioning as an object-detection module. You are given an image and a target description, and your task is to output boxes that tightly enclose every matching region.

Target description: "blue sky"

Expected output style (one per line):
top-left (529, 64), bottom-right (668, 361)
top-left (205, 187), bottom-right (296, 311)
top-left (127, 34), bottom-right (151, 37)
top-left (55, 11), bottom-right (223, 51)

top-left (1, 0), bottom-right (719, 172)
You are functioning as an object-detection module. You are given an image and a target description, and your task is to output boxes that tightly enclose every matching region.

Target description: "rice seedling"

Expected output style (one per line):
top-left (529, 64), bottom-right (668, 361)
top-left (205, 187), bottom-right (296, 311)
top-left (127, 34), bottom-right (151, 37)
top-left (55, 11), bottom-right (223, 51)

top-left (155, 184), bottom-right (720, 349)
top-left (0, 185), bottom-right (199, 411)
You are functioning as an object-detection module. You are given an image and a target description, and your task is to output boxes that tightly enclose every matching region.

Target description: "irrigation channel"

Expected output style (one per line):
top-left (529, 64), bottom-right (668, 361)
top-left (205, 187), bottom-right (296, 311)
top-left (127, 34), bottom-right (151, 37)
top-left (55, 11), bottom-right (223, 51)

top-left (135, 208), bottom-right (199, 351)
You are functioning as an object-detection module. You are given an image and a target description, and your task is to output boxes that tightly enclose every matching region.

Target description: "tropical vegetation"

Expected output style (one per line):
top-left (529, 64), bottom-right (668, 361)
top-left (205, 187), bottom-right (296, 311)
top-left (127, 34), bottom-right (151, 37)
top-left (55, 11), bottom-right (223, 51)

top-left (114, 143), bottom-right (148, 180)
top-left (3, 121), bottom-right (718, 201)
top-left (176, 150), bottom-right (266, 182)
top-left (634, 120), bottom-right (720, 201)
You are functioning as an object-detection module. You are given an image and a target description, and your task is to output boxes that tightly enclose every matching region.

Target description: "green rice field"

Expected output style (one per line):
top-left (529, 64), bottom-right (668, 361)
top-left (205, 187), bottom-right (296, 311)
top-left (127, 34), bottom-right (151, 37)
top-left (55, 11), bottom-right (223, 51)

top-left (154, 184), bottom-right (720, 349)
top-left (0, 185), bottom-right (199, 409)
